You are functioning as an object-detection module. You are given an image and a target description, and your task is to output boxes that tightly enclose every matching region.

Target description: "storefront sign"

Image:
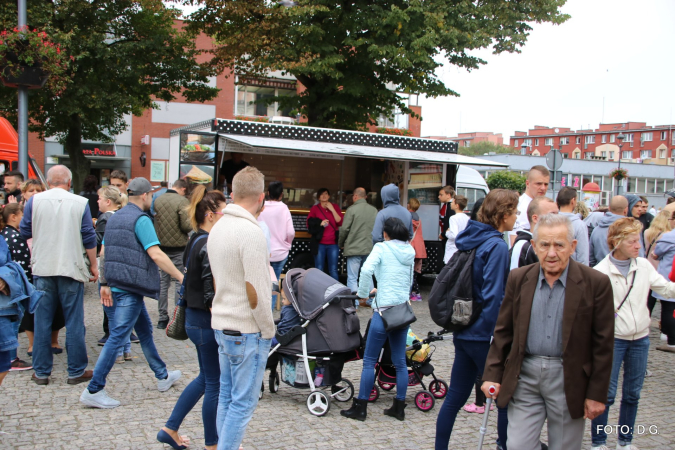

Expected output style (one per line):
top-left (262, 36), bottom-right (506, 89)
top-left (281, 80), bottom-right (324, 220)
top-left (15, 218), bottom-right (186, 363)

top-left (82, 145), bottom-right (116, 157)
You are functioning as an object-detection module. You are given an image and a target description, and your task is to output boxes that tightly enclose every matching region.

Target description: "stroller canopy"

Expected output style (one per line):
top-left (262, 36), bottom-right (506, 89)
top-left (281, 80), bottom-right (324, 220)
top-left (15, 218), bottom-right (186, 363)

top-left (284, 268), bottom-right (351, 321)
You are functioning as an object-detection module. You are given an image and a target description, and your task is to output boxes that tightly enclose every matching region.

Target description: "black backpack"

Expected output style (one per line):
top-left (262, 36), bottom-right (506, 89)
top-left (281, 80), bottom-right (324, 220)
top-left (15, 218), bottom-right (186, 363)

top-left (428, 244), bottom-right (486, 332)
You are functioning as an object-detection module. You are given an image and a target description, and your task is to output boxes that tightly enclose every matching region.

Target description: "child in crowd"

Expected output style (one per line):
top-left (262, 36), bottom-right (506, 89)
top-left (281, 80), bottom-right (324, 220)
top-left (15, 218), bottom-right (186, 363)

top-left (407, 198), bottom-right (426, 301)
top-left (271, 280), bottom-right (302, 347)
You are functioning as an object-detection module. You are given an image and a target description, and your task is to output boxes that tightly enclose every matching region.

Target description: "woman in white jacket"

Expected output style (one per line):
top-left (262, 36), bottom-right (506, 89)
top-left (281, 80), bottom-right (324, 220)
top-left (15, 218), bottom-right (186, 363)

top-left (591, 217), bottom-right (675, 450)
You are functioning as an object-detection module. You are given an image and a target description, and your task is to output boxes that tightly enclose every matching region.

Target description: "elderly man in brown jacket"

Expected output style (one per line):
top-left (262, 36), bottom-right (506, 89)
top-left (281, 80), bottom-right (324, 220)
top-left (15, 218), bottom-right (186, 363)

top-left (482, 213), bottom-right (615, 450)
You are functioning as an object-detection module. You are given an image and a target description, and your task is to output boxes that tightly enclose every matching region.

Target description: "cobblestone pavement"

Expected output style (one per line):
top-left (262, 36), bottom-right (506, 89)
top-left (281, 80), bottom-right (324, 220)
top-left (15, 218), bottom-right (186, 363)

top-left (1, 278), bottom-right (674, 450)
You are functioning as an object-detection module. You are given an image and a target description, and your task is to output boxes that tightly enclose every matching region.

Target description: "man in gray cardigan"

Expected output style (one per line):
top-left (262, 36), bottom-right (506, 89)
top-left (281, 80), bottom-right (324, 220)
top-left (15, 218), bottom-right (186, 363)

top-left (339, 187), bottom-right (377, 295)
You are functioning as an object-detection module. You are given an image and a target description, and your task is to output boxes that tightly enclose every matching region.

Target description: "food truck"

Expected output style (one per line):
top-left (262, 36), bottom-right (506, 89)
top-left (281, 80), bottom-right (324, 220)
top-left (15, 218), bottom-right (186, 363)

top-left (168, 119), bottom-right (506, 273)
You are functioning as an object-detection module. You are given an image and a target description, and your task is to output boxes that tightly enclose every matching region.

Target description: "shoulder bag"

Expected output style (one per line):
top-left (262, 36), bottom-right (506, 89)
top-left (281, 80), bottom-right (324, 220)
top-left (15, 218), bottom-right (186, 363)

top-left (167, 234), bottom-right (208, 340)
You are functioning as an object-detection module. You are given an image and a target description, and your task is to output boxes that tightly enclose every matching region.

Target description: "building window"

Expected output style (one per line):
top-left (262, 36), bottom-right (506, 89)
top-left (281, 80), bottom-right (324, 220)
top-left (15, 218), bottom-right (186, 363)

top-left (235, 84), bottom-right (297, 117)
top-left (609, 151), bottom-right (615, 159)
top-left (648, 179), bottom-right (656, 193)
top-left (610, 134), bottom-right (616, 143)
top-left (524, 138), bottom-right (532, 146)
top-left (660, 149), bottom-right (666, 159)
top-left (661, 131), bottom-right (667, 141)
top-left (625, 133), bottom-right (634, 142)
top-left (575, 136), bottom-right (581, 144)
top-left (622, 150), bottom-right (632, 159)
top-left (514, 139), bottom-right (518, 147)
top-left (464, 140), bottom-right (471, 147)
top-left (601, 151), bottom-right (607, 158)
top-left (584, 152), bottom-right (594, 159)
top-left (560, 137), bottom-right (569, 145)
top-left (534, 138), bottom-right (539, 146)
top-left (545, 138), bottom-right (553, 146)
top-left (602, 135), bottom-right (607, 143)
top-left (641, 132), bottom-right (653, 142)
top-left (641, 150), bottom-right (652, 159)
top-left (585, 135), bottom-right (595, 144)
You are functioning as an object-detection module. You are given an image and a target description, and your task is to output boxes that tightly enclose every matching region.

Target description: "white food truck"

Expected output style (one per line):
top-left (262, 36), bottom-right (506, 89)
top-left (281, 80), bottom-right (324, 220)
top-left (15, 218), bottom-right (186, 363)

top-left (168, 119), bottom-right (505, 273)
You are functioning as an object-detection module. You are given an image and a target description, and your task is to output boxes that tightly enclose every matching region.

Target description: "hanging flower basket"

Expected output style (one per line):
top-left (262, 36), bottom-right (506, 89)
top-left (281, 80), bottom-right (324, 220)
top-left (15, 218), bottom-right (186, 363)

top-left (609, 167), bottom-right (628, 180)
top-left (0, 27), bottom-right (72, 92)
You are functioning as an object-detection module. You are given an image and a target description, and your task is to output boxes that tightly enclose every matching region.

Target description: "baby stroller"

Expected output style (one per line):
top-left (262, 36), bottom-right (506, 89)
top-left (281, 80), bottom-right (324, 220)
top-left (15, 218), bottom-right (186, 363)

top-left (366, 325), bottom-right (449, 412)
top-left (262, 268), bottom-right (363, 417)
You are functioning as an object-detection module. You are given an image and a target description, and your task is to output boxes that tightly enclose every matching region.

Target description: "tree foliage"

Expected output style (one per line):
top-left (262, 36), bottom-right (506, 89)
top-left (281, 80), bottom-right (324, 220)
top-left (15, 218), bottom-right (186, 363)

top-left (458, 141), bottom-right (517, 157)
top-left (486, 171), bottom-right (526, 193)
top-left (186, 0), bottom-right (568, 129)
top-left (0, 0), bottom-right (218, 190)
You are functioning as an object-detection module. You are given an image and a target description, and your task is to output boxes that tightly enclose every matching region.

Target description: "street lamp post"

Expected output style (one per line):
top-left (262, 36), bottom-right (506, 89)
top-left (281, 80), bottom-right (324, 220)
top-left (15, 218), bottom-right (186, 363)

top-left (616, 133), bottom-right (626, 195)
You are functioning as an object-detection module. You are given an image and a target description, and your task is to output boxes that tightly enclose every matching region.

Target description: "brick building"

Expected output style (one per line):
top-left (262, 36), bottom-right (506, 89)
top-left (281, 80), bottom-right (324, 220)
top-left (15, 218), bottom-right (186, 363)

top-left (425, 132), bottom-right (503, 149)
top-left (28, 25), bottom-right (421, 184)
top-left (510, 123), bottom-right (675, 165)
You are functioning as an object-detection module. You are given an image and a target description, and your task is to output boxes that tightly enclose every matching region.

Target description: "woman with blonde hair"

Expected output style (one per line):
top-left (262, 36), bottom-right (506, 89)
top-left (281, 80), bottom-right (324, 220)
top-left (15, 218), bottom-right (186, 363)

top-left (573, 200), bottom-right (590, 220)
top-left (591, 217), bottom-right (675, 450)
top-left (644, 209), bottom-right (672, 317)
top-left (95, 185), bottom-right (135, 356)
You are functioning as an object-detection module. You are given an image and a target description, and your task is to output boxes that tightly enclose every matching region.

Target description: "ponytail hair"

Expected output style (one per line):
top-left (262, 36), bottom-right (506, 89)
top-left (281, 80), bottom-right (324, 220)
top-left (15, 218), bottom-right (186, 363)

top-left (0, 203), bottom-right (23, 230)
top-left (98, 185), bottom-right (128, 210)
top-left (188, 185), bottom-right (227, 231)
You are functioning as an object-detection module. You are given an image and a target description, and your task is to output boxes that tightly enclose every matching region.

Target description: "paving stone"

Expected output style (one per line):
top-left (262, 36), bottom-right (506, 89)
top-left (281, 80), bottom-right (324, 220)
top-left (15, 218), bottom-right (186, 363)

top-left (0, 281), bottom-right (673, 449)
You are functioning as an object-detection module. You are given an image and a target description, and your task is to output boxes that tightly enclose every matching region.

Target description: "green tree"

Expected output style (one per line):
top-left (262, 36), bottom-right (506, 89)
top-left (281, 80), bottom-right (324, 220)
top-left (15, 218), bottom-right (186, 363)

top-left (486, 171), bottom-right (526, 193)
top-left (187, 0), bottom-right (568, 129)
top-left (458, 141), bottom-right (517, 157)
top-left (0, 0), bottom-right (218, 190)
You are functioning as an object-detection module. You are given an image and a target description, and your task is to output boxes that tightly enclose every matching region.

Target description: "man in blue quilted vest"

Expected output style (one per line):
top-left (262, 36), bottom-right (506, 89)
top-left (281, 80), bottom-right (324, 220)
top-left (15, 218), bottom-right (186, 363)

top-left (80, 177), bottom-right (184, 409)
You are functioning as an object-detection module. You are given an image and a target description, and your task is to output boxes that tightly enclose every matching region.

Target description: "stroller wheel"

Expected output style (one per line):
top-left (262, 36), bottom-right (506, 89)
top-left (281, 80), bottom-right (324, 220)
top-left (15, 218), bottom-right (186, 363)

top-left (368, 385), bottom-right (380, 403)
top-left (269, 371), bottom-right (280, 393)
top-left (307, 391), bottom-right (331, 417)
top-left (429, 379), bottom-right (448, 399)
top-left (378, 380), bottom-right (395, 391)
top-left (331, 379), bottom-right (354, 402)
top-left (415, 390), bottom-right (435, 412)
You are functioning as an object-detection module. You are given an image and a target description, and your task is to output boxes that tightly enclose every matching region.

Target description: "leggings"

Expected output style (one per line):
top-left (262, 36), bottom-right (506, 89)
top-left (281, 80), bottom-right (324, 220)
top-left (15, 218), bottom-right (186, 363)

top-left (662, 300), bottom-right (675, 346)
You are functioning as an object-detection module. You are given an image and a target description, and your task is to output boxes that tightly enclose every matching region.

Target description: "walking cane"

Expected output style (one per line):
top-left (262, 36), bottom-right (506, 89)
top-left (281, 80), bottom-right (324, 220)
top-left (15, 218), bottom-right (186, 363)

top-left (477, 385), bottom-right (496, 450)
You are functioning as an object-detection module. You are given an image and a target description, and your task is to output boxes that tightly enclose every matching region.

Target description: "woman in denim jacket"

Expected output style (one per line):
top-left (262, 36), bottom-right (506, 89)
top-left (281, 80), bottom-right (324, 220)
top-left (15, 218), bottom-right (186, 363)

top-left (341, 217), bottom-right (415, 422)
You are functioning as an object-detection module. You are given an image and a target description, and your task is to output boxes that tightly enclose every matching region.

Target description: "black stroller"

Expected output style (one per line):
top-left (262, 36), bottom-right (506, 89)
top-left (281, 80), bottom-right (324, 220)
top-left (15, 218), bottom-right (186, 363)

top-left (262, 268), bottom-right (363, 417)
top-left (366, 325), bottom-right (449, 411)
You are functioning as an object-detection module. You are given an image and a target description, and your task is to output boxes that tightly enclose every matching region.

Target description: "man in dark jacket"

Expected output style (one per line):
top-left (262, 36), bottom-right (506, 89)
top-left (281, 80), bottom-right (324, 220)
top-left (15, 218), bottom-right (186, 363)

top-left (510, 197), bottom-right (558, 270)
top-left (372, 184), bottom-right (413, 244)
top-left (154, 179), bottom-right (191, 329)
top-left (3, 170), bottom-right (23, 204)
top-left (482, 214), bottom-right (614, 450)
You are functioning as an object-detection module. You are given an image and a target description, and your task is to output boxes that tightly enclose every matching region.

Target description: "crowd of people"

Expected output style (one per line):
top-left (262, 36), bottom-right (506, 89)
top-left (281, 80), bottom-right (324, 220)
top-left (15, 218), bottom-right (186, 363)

top-left (0, 161), bottom-right (673, 450)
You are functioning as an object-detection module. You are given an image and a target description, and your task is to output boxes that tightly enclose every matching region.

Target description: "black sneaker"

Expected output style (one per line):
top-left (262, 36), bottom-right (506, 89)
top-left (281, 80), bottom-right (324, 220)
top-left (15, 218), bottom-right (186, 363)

top-left (130, 333), bottom-right (140, 343)
top-left (10, 358), bottom-right (32, 371)
top-left (98, 335), bottom-right (109, 346)
top-left (156, 320), bottom-right (168, 330)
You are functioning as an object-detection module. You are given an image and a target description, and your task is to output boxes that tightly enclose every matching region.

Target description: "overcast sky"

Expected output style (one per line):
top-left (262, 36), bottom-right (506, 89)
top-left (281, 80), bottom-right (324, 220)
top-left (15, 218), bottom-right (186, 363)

top-left (419, 0), bottom-right (675, 140)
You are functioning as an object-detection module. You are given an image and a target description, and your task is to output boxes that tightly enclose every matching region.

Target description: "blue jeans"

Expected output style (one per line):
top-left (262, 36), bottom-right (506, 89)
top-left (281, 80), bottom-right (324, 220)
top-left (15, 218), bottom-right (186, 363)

top-left (33, 276), bottom-right (87, 379)
top-left (357, 312), bottom-right (408, 401)
top-left (8, 317), bottom-right (20, 361)
top-left (315, 244), bottom-right (339, 280)
top-left (103, 299), bottom-right (131, 358)
top-left (88, 291), bottom-right (168, 393)
top-left (214, 330), bottom-right (271, 450)
top-left (435, 337), bottom-right (491, 450)
top-left (591, 336), bottom-right (650, 446)
top-left (165, 308), bottom-right (220, 446)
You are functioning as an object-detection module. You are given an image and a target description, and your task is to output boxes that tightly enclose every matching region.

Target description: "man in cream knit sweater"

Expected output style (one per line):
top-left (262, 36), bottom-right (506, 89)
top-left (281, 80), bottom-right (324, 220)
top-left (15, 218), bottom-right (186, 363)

top-left (208, 166), bottom-right (274, 450)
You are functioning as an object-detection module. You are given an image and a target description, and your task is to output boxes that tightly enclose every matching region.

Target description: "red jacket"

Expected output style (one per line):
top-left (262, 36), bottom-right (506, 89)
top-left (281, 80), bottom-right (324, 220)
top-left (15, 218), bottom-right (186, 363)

top-left (410, 219), bottom-right (427, 259)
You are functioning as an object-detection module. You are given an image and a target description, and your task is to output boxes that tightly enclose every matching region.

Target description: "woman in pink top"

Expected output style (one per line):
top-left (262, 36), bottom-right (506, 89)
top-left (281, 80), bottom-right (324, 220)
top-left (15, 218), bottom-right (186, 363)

top-left (257, 181), bottom-right (295, 281)
top-left (306, 188), bottom-right (342, 280)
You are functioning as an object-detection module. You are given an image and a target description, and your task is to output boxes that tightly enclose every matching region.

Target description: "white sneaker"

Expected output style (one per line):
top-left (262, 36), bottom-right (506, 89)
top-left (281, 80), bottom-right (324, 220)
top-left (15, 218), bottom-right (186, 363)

top-left (157, 370), bottom-right (182, 392)
top-left (591, 446), bottom-right (610, 450)
top-left (80, 388), bottom-right (121, 409)
top-left (617, 444), bottom-right (639, 450)
top-left (661, 333), bottom-right (668, 341)
top-left (645, 369), bottom-right (653, 377)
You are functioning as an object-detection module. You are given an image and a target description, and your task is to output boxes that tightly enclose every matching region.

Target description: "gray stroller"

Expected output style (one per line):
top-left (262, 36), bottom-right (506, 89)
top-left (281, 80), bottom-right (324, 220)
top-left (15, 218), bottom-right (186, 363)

top-left (262, 268), bottom-right (363, 417)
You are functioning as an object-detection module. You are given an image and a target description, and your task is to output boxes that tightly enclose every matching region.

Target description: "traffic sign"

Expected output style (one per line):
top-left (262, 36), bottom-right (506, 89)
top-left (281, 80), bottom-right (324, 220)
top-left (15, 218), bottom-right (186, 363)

top-left (546, 149), bottom-right (563, 171)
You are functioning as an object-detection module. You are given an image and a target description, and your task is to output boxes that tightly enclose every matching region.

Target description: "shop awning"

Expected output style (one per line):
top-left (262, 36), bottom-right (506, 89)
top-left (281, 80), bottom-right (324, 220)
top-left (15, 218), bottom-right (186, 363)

top-left (217, 134), bottom-right (508, 168)
top-left (52, 154), bottom-right (131, 161)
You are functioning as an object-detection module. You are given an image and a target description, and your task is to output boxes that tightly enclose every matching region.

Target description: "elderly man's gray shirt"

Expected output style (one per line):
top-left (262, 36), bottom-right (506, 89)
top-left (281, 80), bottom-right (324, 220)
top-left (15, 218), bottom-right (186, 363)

top-left (525, 265), bottom-right (569, 357)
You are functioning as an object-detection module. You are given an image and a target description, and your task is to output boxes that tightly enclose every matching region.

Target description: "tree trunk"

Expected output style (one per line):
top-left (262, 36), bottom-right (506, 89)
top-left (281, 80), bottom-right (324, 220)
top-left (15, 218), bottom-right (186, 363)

top-left (64, 114), bottom-right (90, 193)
